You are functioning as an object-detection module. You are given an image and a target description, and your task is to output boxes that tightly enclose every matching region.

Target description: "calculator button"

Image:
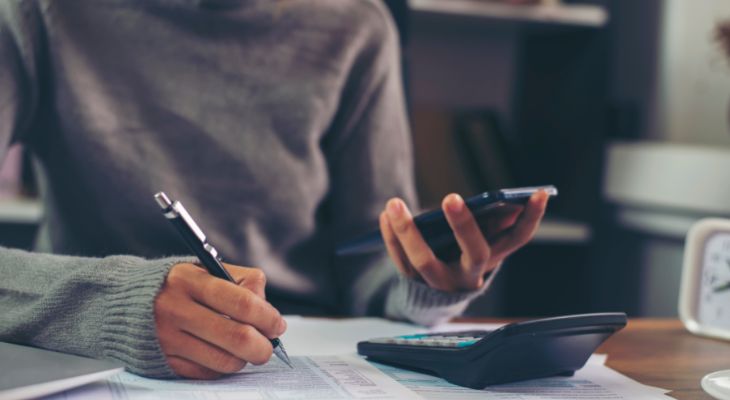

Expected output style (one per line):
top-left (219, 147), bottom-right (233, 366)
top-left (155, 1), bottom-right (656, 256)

top-left (397, 334), bottom-right (429, 340)
top-left (367, 332), bottom-right (484, 347)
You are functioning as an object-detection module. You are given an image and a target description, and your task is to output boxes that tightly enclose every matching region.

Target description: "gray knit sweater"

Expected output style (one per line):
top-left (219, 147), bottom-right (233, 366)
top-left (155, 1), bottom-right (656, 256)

top-left (0, 0), bottom-right (488, 377)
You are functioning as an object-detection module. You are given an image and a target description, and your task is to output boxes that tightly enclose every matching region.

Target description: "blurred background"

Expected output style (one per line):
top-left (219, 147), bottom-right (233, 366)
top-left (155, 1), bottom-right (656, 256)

top-left (2, 0), bottom-right (730, 318)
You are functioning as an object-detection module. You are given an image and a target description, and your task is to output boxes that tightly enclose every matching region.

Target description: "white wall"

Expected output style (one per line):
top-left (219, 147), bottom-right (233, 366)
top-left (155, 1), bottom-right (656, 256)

top-left (650, 0), bottom-right (730, 146)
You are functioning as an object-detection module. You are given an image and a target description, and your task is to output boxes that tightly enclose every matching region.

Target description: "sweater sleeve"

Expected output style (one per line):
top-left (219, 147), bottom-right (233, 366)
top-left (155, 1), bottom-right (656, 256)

top-left (0, 247), bottom-right (185, 378)
top-left (325, 1), bottom-right (490, 326)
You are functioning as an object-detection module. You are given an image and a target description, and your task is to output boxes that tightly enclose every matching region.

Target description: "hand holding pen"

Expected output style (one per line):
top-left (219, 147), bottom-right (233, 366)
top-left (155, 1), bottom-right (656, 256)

top-left (152, 192), bottom-right (292, 379)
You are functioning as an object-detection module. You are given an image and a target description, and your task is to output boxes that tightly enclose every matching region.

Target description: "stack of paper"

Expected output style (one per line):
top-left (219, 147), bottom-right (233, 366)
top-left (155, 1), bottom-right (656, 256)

top-left (48, 317), bottom-right (672, 400)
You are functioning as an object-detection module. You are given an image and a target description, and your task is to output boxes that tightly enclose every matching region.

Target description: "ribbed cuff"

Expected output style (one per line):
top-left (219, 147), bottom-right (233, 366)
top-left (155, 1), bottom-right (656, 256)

top-left (385, 264), bottom-right (502, 327)
top-left (99, 256), bottom-right (189, 378)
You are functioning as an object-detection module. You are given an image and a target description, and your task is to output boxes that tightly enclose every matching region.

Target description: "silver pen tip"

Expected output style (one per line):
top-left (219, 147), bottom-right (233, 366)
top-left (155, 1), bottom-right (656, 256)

top-left (274, 345), bottom-right (294, 369)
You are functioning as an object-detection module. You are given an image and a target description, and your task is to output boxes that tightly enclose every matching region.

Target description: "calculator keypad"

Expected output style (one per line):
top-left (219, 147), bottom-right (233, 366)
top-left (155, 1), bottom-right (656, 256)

top-left (368, 331), bottom-right (489, 348)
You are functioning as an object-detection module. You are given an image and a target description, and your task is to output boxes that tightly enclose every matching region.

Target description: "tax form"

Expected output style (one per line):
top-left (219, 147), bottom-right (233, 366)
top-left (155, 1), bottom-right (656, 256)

top-left (47, 355), bottom-right (419, 400)
top-left (372, 357), bottom-right (670, 400)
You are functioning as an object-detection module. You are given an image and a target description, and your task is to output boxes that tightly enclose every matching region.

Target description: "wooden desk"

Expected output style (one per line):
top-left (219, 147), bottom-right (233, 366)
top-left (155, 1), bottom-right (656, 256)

top-left (596, 319), bottom-right (730, 400)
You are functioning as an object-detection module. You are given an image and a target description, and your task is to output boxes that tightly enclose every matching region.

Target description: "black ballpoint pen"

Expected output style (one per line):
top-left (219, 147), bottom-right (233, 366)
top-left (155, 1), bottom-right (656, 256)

top-left (154, 191), bottom-right (293, 369)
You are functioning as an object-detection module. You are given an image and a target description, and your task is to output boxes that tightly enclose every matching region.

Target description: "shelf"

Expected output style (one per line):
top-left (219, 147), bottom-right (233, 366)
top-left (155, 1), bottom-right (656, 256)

top-left (0, 198), bottom-right (42, 224)
top-left (409, 0), bottom-right (608, 28)
top-left (0, 199), bottom-right (590, 244)
top-left (533, 217), bottom-right (592, 244)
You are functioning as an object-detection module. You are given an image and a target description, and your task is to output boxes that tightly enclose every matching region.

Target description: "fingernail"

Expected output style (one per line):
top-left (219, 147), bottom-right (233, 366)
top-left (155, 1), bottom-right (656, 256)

top-left (386, 199), bottom-right (403, 219)
top-left (277, 318), bottom-right (287, 336)
top-left (447, 194), bottom-right (464, 213)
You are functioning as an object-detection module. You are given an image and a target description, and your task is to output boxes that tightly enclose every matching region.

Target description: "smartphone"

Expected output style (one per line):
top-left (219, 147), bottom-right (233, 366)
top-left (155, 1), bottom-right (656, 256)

top-left (336, 185), bottom-right (557, 261)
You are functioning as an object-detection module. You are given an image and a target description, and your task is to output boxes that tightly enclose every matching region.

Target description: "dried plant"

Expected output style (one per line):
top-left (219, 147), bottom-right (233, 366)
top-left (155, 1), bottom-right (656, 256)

top-left (715, 19), bottom-right (730, 61)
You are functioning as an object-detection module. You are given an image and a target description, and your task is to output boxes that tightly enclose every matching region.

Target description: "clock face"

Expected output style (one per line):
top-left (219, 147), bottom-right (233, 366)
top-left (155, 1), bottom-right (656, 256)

top-left (698, 232), bottom-right (730, 329)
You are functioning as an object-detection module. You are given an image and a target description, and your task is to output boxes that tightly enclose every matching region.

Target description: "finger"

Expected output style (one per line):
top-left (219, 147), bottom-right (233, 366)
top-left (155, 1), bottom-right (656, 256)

top-left (442, 194), bottom-right (491, 273)
top-left (164, 329), bottom-right (247, 374)
top-left (379, 211), bottom-right (418, 279)
top-left (479, 205), bottom-right (523, 238)
top-left (385, 198), bottom-right (449, 289)
top-left (224, 264), bottom-right (267, 299)
top-left (490, 191), bottom-right (549, 261)
top-left (172, 300), bottom-right (274, 365)
top-left (167, 355), bottom-right (222, 380)
top-left (187, 274), bottom-right (285, 339)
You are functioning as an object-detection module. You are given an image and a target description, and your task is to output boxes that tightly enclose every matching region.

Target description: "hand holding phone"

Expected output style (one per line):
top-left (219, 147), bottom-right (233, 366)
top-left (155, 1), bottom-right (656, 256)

top-left (337, 186), bottom-right (555, 292)
top-left (337, 185), bottom-right (556, 260)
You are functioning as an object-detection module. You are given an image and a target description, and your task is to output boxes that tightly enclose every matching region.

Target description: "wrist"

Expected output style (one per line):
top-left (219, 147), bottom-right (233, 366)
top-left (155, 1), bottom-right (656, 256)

top-left (100, 255), bottom-right (186, 378)
top-left (385, 275), bottom-right (490, 327)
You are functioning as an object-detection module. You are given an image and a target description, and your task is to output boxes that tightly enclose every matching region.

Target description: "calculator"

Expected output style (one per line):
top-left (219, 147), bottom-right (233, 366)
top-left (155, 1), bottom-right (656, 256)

top-left (358, 313), bottom-right (627, 389)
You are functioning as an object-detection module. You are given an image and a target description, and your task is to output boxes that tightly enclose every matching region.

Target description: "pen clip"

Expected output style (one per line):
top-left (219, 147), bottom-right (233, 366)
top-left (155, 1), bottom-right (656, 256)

top-left (172, 202), bottom-right (207, 244)
top-left (203, 243), bottom-right (222, 262)
top-left (154, 192), bottom-right (208, 245)
top-left (173, 201), bottom-right (223, 263)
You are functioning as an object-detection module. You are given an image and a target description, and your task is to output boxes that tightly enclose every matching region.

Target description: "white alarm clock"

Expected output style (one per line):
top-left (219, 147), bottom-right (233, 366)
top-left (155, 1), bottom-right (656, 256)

top-left (679, 218), bottom-right (730, 339)
top-left (679, 218), bottom-right (730, 400)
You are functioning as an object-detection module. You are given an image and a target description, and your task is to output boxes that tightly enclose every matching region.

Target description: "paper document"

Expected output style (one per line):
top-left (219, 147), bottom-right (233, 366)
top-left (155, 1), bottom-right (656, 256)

top-left (48, 355), bottom-right (419, 400)
top-left (281, 316), bottom-right (422, 356)
top-left (373, 356), bottom-right (670, 400)
top-left (283, 318), bottom-right (671, 400)
top-left (47, 318), bottom-right (672, 400)
top-left (281, 317), bottom-right (507, 356)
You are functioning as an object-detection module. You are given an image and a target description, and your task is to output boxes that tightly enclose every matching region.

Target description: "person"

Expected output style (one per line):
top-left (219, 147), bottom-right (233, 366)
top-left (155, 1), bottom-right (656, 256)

top-left (0, 0), bottom-right (548, 380)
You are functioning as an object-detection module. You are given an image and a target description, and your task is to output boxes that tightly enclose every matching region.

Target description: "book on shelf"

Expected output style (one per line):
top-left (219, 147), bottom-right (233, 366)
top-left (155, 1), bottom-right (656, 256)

top-left (0, 145), bottom-right (22, 199)
top-left (411, 107), bottom-right (517, 209)
top-left (454, 110), bottom-right (516, 192)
